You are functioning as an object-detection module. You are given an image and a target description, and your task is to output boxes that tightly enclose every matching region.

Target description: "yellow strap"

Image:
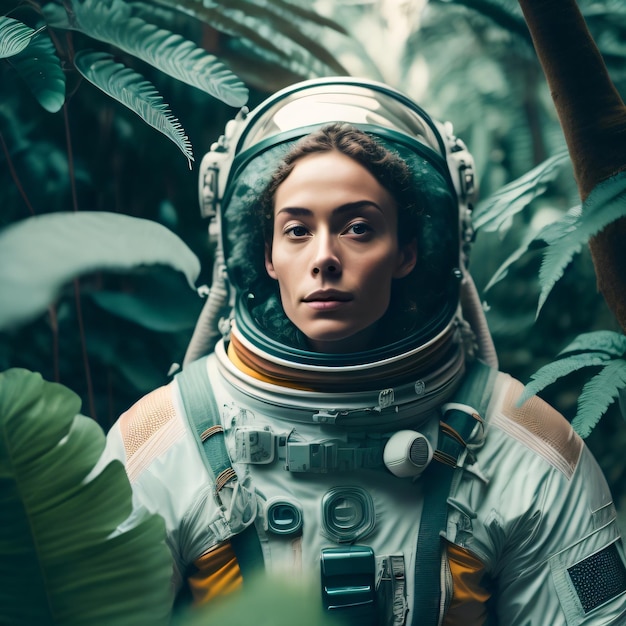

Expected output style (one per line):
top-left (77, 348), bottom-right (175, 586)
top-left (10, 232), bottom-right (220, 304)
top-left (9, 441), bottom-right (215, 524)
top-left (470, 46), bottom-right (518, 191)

top-left (188, 541), bottom-right (243, 606)
top-left (443, 542), bottom-right (491, 626)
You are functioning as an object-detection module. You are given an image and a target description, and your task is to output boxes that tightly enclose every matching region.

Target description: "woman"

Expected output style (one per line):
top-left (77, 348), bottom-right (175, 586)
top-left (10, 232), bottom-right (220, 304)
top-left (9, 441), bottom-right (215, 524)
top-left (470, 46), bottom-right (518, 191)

top-left (261, 123), bottom-right (418, 355)
top-left (101, 2), bottom-right (626, 624)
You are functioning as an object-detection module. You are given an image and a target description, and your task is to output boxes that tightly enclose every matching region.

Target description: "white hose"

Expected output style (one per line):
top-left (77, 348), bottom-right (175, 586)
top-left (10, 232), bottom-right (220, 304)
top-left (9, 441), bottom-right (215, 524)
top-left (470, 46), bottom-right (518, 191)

top-left (182, 242), bottom-right (230, 368)
top-left (460, 272), bottom-right (498, 369)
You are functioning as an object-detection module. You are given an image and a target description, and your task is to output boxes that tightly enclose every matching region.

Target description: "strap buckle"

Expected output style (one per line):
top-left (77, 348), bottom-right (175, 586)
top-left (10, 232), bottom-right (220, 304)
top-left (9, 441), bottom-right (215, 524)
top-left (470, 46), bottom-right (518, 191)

top-left (433, 403), bottom-right (483, 468)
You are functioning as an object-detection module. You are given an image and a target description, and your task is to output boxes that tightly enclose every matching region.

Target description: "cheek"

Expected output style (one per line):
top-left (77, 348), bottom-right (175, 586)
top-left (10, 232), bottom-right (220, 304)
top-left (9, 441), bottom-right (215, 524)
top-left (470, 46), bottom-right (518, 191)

top-left (362, 248), bottom-right (401, 284)
top-left (270, 255), bottom-right (299, 299)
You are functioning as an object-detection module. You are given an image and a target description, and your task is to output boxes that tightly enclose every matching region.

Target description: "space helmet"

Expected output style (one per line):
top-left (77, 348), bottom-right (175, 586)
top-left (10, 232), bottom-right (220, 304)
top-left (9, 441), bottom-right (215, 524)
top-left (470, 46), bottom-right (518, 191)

top-left (183, 77), bottom-right (496, 373)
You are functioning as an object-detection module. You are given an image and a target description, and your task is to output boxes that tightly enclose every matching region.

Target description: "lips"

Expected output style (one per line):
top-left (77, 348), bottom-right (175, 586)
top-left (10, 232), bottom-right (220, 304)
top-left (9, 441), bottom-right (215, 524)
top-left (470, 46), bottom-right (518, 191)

top-left (302, 289), bottom-right (353, 303)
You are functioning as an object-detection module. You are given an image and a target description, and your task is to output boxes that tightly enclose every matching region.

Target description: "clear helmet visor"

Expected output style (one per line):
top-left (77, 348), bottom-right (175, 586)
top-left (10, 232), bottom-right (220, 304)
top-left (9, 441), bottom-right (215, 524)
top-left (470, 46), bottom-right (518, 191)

top-left (204, 78), bottom-right (478, 366)
top-left (236, 79), bottom-right (447, 159)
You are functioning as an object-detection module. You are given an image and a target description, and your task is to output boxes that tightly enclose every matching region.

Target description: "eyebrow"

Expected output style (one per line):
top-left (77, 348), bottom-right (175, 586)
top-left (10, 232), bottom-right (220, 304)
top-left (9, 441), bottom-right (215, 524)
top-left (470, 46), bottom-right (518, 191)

top-left (275, 200), bottom-right (383, 217)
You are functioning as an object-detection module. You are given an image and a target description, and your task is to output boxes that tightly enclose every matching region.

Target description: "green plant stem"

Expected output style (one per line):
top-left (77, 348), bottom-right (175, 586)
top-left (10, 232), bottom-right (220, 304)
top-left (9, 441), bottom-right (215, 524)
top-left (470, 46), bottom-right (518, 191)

top-left (48, 305), bottom-right (60, 383)
top-left (74, 278), bottom-right (97, 421)
top-left (63, 103), bottom-right (78, 214)
top-left (63, 102), bottom-right (97, 421)
top-left (0, 131), bottom-right (35, 216)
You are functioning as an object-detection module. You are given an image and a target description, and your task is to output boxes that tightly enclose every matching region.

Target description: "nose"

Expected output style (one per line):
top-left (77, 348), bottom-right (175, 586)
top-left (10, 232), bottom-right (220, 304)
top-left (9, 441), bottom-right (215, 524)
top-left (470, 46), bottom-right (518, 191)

top-left (312, 233), bottom-right (341, 277)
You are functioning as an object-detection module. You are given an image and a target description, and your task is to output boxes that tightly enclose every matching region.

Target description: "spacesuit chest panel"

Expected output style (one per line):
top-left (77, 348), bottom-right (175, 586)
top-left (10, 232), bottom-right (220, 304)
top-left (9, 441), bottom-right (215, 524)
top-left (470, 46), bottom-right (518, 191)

top-left (207, 357), bottom-right (441, 626)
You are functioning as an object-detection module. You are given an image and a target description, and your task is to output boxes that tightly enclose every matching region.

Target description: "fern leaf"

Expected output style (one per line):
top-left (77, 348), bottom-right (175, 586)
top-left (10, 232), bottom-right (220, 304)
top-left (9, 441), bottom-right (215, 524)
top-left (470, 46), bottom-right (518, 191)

top-left (11, 30), bottom-right (65, 113)
top-left (0, 17), bottom-right (38, 59)
top-left (472, 150), bottom-right (570, 233)
top-left (517, 352), bottom-right (612, 406)
top-left (558, 330), bottom-right (626, 358)
top-left (571, 359), bottom-right (626, 438)
top-left (484, 228), bottom-right (539, 292)
top-left (178, 0), bottom-right (347, 35)
top-left (147, 0), bottom-right (348, 76)
top-left (534, 204), bottom-right (581, 245)
top-left (437, 0), bottom-right (531, 42)
top-left (208, 1), bottom-right (347, 76)
top-left (534, 206), bottom-right (584, 316)
top-left (72, 0), bottom-right (248, 107)
top-left (217, 0), bottom-right (348, 74)
top-left (537, 172), bottom-right (626, 315)
top-left (74, 50), bottom-right (193, 166)
top-left (147, 0), bottom-right (289, 64)
top-left (226, 36), bottom-right (329, 84)
top-left (253, 0), bottom-right (348, 34)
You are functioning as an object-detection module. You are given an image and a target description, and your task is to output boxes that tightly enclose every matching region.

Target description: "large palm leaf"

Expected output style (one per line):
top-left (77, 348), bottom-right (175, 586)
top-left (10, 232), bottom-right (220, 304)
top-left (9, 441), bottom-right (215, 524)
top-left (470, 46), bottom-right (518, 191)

top-left (0, 368), bottom-right (173, 624)
top-left (0, 212), bottom-right (201, 331)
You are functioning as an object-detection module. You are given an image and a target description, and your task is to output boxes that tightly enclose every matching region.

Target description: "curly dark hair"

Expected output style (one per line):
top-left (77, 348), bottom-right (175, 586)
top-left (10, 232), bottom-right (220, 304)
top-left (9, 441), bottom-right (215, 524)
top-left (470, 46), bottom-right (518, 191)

top-left (258, 123), bottom-right (421, 249)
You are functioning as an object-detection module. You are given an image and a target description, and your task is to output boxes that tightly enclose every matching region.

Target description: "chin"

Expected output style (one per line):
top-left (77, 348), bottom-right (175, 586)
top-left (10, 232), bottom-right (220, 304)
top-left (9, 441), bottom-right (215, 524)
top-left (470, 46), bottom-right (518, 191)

top-left (304, 324), bottom-right (376, 353)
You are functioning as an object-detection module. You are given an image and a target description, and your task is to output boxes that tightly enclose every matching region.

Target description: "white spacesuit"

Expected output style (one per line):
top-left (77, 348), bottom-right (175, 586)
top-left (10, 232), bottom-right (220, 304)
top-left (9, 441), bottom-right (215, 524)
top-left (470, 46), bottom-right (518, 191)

top-left (102, 75), bottom-right (626, 625)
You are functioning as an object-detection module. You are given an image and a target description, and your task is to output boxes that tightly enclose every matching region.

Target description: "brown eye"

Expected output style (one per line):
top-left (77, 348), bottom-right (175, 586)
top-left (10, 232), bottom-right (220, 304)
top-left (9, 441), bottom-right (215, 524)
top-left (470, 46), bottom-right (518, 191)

top-left (286, 225), bottom-right (309, 238)
top-left (346, 222), bottom-right (371, 236)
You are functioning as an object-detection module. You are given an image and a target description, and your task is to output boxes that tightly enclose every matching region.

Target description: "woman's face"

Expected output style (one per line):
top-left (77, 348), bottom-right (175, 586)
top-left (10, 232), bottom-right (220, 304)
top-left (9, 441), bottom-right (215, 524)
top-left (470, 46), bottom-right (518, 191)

top-left (265, 150), bottom-right (416, 353)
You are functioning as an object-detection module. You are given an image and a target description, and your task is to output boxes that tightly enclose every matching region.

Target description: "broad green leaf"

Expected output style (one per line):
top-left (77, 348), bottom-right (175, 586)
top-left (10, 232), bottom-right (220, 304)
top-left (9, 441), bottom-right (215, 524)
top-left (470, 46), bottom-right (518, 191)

top-left (517, 352), bottom-right (612, 406)
top-left (473, 151), bottom-right (570, 232)
top-left (0, 368), bottom-right (173, 624)
top-left (537, 171), bottom-right (626, 315)
top-left (558, 330), bottom-right (626, 358)
top-left (71, 0), bottom-right (248, 107)
top-left (39, 3), bottom-right (71, 30)
top-left (0, 17), bottom-right (37, 58)
top-left (11, 30), bottom-right (65, 113)
top-left (75, 50), bottom-right (193, 165)
top-left (0, 212), bottom-right (201, 330)
top-left (90, 268), bottom-right (204, 332)
top-left (572, 359), bottom-right (626, 438)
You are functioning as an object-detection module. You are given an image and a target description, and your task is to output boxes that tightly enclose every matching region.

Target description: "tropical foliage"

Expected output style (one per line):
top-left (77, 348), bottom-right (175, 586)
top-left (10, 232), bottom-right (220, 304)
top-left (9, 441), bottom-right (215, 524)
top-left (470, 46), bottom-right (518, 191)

top-left (0, 368), bottom-right (173, 624)
top-left (1, 0), bottom-right (626, 617)
top-left (0, 0), bottom-right (359, 428)
top-left (411, 0), bottom-right (626, 431)
top-left (310, 1), bottom-right (626, 439)
top-left (517, 331), bottom-right (626, 438)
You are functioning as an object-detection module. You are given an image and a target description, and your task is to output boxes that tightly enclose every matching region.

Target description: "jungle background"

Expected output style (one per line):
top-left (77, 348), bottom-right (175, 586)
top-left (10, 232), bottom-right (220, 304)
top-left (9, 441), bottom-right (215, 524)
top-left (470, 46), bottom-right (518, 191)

top-left (1, 0), bottom-right (626, 618)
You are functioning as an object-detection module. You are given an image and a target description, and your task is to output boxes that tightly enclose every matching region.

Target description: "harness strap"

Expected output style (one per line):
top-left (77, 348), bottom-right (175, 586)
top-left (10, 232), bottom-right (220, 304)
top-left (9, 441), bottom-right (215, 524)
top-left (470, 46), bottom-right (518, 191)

top-left (175, 357), bottom-right (264, 578)
top-left (412, 359), bottom-right (496, 626)
top-left (176, 357), bottom-right (229, 488)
